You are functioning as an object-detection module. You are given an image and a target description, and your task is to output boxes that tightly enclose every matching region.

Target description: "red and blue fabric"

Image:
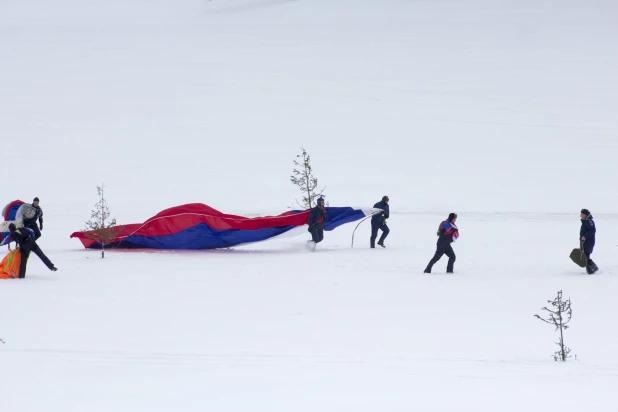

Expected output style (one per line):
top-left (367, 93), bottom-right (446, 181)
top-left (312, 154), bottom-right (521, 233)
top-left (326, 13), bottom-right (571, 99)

top-left (71, 203), bottom-right (380, 250)
top-left (437, 221), bottom-right (459, 246)
top-left (2, 200), bottom-right (25, 221)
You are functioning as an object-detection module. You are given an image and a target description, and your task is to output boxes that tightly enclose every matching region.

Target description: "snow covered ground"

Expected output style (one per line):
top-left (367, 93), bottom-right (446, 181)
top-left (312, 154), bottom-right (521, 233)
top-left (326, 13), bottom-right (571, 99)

top-left (1, 0), bottom-right (618, 410)
top-left (3, 213), bottom-right (618, 411)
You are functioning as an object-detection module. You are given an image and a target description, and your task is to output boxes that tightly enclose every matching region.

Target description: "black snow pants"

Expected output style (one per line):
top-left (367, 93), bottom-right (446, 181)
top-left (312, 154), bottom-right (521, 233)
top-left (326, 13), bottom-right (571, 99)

top-left (19, 239), bottom-right (54, 278)
top-left (424, 243), bottom-right (456, 273)
top-left (370, 221), bottom-right (390, 247)
top-left (309, 225), bottom-right (324, 244)
top-left (583, 238), bottom-right (598, 274)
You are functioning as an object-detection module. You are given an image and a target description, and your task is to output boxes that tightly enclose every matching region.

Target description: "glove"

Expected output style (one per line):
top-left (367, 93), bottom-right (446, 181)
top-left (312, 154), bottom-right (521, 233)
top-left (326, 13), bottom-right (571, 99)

top-left (40, 224), bottom-right (43, 231)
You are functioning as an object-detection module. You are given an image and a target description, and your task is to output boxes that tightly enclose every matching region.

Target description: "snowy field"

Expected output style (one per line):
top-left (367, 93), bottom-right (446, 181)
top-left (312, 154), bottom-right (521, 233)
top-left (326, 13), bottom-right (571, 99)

top-left (3, 213), bottom-right (618, 411)
top-left (1, 0), bottom-right (618, 411)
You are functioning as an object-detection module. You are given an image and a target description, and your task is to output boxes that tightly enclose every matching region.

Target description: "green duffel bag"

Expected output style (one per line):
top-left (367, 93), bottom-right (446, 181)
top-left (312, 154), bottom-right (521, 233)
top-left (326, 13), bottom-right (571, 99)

top-left (569, 247), bottom-right (587, 268)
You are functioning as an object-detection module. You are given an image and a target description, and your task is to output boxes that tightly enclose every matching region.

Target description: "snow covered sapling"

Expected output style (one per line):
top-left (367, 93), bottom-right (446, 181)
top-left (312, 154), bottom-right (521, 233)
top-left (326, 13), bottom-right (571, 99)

top-left (290, 146), bottom-right (327, 209)
top-left (534, 290), bottom-right (573, 362)
top-left (82, 185), bottom-right (123, 259)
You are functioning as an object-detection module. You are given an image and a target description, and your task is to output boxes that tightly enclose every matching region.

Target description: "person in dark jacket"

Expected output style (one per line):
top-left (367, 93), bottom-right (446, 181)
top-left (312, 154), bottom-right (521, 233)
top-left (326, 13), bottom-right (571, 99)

top-left (370, 196), bottom-right (390, 248)
top-left (580, 209), bottom-right (598, 274)
top-left (8, 223), bottom-right (57, 278)
top-left (424, 213), bottom-right (459, 274)
top-left (307, 197), bottom-right (328, 250)
top-left (23, 197), bottom-right (43, 240)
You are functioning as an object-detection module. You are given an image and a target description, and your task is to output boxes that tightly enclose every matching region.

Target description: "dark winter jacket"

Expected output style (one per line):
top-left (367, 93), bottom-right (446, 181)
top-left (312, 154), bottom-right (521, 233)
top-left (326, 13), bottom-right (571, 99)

top-left (23, 205), bottom-right (43, 229)
top-left (371, 201), bottom-right (390, 225)
top-left (9, 227), bottom-right (32, 247)
top-left (580, 215), bottom-right (596, 241)
top-left (436, 220), bottom-right (459, 248)
top-left (308, 206), bottom-right (328, 229)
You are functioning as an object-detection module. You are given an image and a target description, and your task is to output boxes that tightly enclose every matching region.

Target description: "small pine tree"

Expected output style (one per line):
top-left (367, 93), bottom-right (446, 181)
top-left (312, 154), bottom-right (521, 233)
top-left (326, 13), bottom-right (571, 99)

top-left (535, 290), bottom-right (573, 361)
top-left (82, 184), bottom-right (123, 259)
top-left (290, 146), bottom-right (327, 209)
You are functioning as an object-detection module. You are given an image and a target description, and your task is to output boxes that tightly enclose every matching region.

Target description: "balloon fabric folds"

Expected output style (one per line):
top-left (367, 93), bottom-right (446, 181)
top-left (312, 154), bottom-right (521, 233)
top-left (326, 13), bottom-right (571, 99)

top-left (70, 203), bottom-right (380, 250)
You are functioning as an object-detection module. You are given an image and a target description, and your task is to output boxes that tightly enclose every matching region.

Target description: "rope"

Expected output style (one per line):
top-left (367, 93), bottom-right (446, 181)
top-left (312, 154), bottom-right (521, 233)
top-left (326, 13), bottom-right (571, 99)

top-left (351, 211), bottom-right (382, 248)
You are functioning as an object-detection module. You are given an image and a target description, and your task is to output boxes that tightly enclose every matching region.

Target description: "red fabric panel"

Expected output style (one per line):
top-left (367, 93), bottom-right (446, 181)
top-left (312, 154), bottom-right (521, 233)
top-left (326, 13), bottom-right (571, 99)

top-left (70, 204), bottom-right (311, 245)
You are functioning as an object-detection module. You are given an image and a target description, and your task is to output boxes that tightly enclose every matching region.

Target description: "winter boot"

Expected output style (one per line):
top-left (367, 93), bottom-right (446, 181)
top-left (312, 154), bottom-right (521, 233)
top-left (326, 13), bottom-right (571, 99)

top-left (586, 260), bottom-right (599, 274)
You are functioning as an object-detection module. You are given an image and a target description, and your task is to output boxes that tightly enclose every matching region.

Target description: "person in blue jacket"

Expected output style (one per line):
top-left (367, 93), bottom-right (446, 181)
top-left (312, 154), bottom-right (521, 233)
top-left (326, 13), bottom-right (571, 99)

top-left (307, 197), bottom-right (328, 250)
top-left (424, 213), bottom-right (459, 274)
top-left (580, 209), bottom-right (598, 274)
top-left (370, 196), bottom-right (390, 248)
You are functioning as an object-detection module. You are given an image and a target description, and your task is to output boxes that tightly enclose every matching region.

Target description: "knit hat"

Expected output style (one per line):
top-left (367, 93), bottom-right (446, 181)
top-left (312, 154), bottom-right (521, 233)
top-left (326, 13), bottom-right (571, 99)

top-left (33, 197), bottom-right (39, 202)
top-left (8, 223), bottom-right (16, 231)
top-left (382, 196), bottom-right (389, 202)
top-left (581, 209), bottom-right (590, 216)
top-left (316, 197), bottom-right (324, 204)
top-left (448, 213), bottom-right (458, 221)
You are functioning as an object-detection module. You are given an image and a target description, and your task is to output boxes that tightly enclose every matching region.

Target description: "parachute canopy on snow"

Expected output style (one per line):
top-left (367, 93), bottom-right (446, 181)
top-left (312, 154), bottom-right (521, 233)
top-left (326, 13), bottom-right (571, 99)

top-left (70, 203), bottom-right (379, 250)
top-left (0, 249), bottom-right (21, 279)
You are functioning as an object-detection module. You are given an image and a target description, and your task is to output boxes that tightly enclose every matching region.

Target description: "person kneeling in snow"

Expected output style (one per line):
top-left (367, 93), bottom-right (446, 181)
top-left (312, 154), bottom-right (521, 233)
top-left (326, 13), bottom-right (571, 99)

top-left (424, 213), bottom-right (459, 274)
top-left (8, 223), bottom-right (57, 278)
top-left (307, 197), bottom-right (328, 251)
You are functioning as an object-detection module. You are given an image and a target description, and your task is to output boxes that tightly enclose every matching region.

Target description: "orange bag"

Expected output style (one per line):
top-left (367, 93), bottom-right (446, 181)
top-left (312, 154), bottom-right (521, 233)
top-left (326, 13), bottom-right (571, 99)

top-left (0, 248), bottom-right (21, 279)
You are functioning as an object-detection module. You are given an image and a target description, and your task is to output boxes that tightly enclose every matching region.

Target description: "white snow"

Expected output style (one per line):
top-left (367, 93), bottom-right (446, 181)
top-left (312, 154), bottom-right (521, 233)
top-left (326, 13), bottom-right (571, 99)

top-left (1, 0), bottom-right (618, 410)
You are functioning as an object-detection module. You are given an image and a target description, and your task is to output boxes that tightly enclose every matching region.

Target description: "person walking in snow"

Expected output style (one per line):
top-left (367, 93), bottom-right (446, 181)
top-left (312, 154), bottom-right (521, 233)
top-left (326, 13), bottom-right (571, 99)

top-left (580, 209), bottom-right (598, 274)
top-left (307, 197), bottom-right (328, 251)
top-left (424, 213), bottom-right (459, 274)
top-left (8, 223), bottom-right (57, 278)
top-left (370, 196), bottom-right (390, 248)
top-left (23, 197), bottom-right (43, 240)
